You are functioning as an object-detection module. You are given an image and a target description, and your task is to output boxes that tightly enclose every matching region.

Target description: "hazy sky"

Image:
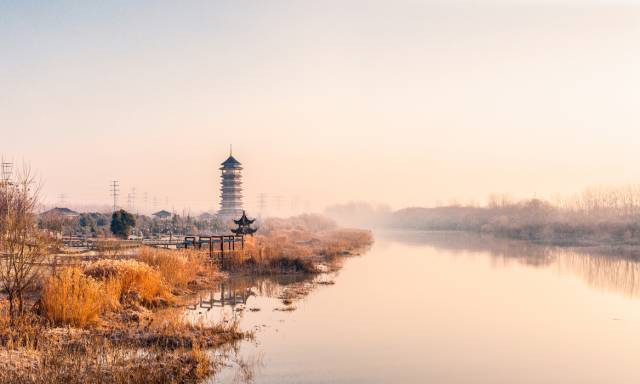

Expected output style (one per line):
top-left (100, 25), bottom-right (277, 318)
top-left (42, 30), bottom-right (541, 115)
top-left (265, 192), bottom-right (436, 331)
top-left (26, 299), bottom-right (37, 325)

top-left (2, 1), bottom-right (640, 214)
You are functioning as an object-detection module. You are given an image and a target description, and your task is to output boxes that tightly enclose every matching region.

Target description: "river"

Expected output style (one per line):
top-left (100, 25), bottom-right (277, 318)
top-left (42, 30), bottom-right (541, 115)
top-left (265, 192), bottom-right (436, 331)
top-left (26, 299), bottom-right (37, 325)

top-left (191, 230), bottom-right (640, 383)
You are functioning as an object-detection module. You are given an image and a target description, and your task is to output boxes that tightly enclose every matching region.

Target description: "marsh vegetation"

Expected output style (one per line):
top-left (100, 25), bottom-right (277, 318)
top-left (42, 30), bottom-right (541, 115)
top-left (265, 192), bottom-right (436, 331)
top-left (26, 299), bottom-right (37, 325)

top-left (0, 170), bottom-right (372, 383)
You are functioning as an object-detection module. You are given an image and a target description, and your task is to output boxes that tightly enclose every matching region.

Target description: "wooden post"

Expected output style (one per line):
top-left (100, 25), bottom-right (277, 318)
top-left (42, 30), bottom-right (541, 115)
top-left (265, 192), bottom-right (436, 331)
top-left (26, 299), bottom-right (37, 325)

top-left (220, 236), bottom-right (224, 269)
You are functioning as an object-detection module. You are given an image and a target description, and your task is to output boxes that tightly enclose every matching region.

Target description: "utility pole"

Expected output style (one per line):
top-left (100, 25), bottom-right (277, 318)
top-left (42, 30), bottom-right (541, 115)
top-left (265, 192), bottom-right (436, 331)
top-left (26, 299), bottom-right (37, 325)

top-left (257, 193), bottom-right (268, 217)
top-left (291, 195), bottom-right (300, 214)
top-left (127, 187), bottom-right (137, 212)
top-left (110, 180), bottom-right (119, 213)
top-left (1, 160), bottom-right (13, 187)
top-left (132, 187), bottom-right (136, 212)
top-left (274, 195), bottom-right (283, 214)
top-left (58, 193), bottom-right (66, 207)
top-left (1, 160), bottom-right (12, 225)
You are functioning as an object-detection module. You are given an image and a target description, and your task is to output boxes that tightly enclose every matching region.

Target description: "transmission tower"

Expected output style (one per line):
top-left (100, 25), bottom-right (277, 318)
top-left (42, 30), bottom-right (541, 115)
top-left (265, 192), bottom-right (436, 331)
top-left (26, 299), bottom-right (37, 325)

top-left (257, 193), bottom-right (268, 216)
top-left (110, 180), bottom-right (120, 212)
top-left (128, 187), bottom-right (137, 212)
top-left (291, 195), bottom-right (300, 213)
top-left (1, 160), bottom-right (13, 187)
top-left (274, 195), bottom-right (283, 213)
top-left (58, 193), bottom-right (67, 206)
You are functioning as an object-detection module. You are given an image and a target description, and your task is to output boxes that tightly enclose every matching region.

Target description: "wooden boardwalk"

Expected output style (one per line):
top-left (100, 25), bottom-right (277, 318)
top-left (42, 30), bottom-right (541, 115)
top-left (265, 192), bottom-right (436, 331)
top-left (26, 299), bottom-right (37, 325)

top-left (62, 234), bottom-right (249, 268)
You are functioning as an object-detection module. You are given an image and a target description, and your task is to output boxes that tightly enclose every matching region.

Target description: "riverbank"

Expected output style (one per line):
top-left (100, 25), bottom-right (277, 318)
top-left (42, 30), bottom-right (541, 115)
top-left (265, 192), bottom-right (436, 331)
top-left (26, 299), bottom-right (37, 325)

top-left (0, 215), bottom-right (372, 383)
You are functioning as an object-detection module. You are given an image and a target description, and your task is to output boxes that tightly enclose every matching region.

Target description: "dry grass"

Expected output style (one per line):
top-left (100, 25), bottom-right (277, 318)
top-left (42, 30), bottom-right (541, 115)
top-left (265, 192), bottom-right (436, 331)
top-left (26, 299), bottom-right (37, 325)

top-left (39, 249), bottom-right (218, 328)
top-left (84, 259), bottom-right (173, 306)
top-left (0, 335), bottom-right (216, 384)
top-left (102, 277), bottom-right (123, 311)
top-left (107, 308), bottom-right (246, 350)
top-left (0, 300), bottom-right (44, 350)
top-left (1, 296), bottom-right (247, 384)
top-left (138, 247), bottom-right (203, 289)
top-left (41, 268), bottom-right (104, 327)
top-left (233, 215), bottom-right (373, 274)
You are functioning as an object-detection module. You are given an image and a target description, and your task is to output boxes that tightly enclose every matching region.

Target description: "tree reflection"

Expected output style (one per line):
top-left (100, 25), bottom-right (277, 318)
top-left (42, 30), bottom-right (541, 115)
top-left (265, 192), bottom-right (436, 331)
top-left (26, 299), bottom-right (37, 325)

top-left (384, 230), bottom-right (640, 298)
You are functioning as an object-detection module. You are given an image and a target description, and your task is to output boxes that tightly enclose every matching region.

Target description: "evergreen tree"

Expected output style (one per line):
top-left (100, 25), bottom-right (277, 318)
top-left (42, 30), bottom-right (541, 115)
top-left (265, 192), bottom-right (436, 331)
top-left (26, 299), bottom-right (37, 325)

top-left (110, 209), bottom-right (136, 238)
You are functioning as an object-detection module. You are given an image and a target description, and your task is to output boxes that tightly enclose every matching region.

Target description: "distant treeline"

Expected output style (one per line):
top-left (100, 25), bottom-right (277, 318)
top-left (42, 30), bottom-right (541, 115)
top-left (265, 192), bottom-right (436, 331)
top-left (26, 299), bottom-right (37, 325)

top-left (39, 210), bottom-right (227, 238)
top-left (325, 186), bottom-right (640, 247)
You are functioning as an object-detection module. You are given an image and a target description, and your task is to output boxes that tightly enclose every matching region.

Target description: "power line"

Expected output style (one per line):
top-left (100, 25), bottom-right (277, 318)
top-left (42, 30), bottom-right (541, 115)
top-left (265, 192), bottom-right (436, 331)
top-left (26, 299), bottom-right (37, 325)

top-left (274, 195), bottom-right (283, 212)
top-left (1, 160), bottom-right (13, 187)
top-left (127, 187), bottom-right (137, 212)
top-left (257, 193), bottom-right (268, 216)
top-left (58, 193), bottom-right (66, 206)
top-left (132, 187), bottom-right (136, 204)
top-left (291, 195), bottom-right (300, 213)
top-left (110, 180), bottom-right (119, 212)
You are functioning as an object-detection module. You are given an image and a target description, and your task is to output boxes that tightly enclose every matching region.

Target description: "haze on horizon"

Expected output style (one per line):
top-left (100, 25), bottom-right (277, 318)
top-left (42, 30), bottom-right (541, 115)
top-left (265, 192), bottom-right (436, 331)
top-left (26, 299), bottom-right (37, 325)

top-left (2, 0), bottom-right (640, 214)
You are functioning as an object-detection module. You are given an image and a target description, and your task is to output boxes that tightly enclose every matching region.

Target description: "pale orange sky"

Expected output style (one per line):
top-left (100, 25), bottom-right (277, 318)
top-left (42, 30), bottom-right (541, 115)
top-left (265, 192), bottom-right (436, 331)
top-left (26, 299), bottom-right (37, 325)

top-left (2, 1), bottom-right (640, 214)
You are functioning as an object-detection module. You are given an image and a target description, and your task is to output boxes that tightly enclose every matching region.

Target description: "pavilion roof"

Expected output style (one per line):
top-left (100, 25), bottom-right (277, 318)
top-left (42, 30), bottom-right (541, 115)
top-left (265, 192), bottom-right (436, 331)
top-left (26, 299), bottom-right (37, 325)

top-left (234, 210), bottom-right (255, 225)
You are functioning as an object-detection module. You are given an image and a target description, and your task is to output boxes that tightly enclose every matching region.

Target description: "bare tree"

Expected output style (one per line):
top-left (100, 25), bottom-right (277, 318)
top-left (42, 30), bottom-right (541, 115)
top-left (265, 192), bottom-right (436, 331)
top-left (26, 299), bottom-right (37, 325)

top-left (0, 165), bottom-right (50, 323)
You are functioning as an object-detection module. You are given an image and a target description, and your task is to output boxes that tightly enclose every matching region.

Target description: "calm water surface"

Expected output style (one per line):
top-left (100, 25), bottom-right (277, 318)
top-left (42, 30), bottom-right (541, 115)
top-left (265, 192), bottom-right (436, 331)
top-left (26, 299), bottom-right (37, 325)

top-left (192, 231), bottom-right (640, 383)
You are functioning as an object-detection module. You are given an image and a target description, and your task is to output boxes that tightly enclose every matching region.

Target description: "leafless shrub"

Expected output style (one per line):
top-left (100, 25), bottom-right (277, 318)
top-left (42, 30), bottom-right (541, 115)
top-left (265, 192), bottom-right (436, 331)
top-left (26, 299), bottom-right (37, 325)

top-left (0, 165), bottom-right (52, 324)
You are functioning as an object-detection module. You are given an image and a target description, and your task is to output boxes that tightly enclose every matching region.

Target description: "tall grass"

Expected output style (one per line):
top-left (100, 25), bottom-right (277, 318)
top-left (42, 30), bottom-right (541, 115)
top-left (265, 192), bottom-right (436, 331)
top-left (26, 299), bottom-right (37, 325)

top-left (0, 336), bottom-right (216, 384)
top-left (39, 249), bottom-right (216, 328)
top-left (41, 268), bottom-right (103, 327)
top-left (84, 259), bottom-right (172, 306)
top-left (234, 215), bottom-right (373, 274)
top-left (138, 247), bottom-right (203, 288)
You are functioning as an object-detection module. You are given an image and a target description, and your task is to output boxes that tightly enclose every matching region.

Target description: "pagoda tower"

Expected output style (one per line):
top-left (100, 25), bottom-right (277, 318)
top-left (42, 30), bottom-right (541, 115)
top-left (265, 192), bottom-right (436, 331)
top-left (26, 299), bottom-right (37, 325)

top-left (218, 148), bottom-right (244, 220)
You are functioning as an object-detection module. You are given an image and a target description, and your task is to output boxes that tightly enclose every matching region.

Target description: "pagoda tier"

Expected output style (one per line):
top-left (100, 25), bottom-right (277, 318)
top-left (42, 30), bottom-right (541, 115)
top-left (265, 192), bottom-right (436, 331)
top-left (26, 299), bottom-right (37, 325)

top-left (218, 153), bottom-right (244, 219)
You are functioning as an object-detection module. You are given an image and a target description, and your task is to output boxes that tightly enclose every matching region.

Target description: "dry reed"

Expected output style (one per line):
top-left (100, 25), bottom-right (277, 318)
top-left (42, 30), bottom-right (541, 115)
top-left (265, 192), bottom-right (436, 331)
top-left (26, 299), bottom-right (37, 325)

top-left (84, 259), bottom-right (173, 306)
top-left (41, 268), bottom-right (103, 327)
top-left (138, 247), bottom-right (203, 288)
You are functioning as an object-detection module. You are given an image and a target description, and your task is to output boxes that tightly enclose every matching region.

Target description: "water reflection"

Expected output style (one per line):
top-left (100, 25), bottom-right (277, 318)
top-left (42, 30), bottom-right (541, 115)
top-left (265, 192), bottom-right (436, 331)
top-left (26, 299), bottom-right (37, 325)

top-left (188, 274), bottom-right (324, 383)
top-left (193, 231), bottom-right (640, 384)
top-left (189, 284), bottom-right (254, 310)
top-left (555, 249), bottom-right (640, 298)
top-left (380, 230), bottom-right (640, 298)
top-left (186, 273), bottom-right (320, 326)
